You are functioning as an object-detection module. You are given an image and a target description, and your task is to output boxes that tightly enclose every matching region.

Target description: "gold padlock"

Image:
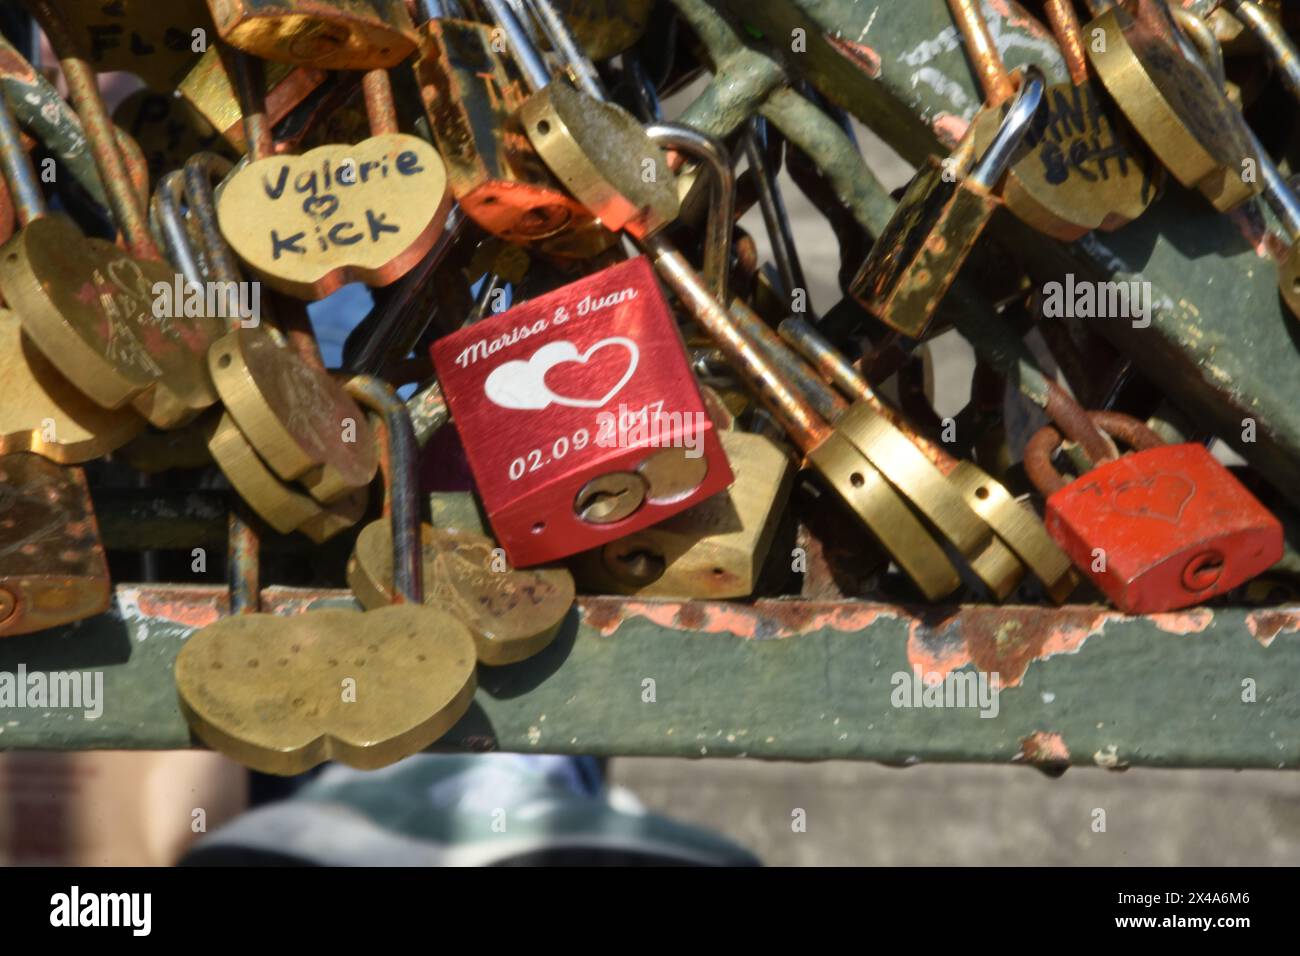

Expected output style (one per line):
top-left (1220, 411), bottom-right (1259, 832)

top-left (204, 0), bottom-right (418, 69)
top-left (962, 0), bottom-right (1159, 239)
top-left (569, 430), bottom-right (795, 599)
top-left (1085, 0), bottom-right (1260, 211)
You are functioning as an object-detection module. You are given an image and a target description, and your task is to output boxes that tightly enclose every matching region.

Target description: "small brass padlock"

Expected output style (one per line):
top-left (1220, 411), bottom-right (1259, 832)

top-left (204, 0), bottom-right (418, 70)
top-left (569, 430), bottom-right (795, 599)
top-left (1085, 0), bottom-right (1260, 211)
top-left (0, 454), bottom-right (111, 638)
top-left (216, 53), bottom-right (454, 299)
top-left (850, 67), bottom-right (1045, 339)
top-left (413, 9), bottom-right (611, 257)
top-left (177, 377), bottom-right (477, 775)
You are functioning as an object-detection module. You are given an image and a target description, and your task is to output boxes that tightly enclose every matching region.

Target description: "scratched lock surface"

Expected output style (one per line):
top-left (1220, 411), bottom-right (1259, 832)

top-left (432, 257), bottom-right (732, 566)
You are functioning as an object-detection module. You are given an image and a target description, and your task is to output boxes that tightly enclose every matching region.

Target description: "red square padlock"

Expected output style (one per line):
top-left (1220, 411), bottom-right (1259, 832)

top-left (431, 257), bottom-right (733, 566)
top-left (1045, 443), bottom-right (1282, 613)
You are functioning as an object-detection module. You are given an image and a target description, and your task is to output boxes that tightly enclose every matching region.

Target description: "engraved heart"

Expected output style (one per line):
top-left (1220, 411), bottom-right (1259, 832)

top-left (1111, 472), bottom-right (1195, 524)
top-left (174, 606), bottom-right (477, 775)
top-left (483, 337), bottom-right (639, 411)
top-left (216, 134), bottom-right (452, 299)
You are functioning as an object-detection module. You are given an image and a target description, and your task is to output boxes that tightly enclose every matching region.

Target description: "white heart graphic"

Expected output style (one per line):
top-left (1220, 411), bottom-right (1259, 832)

top-left (483, 338), bottom-right (639, 411)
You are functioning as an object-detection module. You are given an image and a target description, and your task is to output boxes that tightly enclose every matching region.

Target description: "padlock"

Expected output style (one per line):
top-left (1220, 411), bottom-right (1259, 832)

top-left (412, 1), bottom-right (612, 257)
top-left (176, 376), bottom-right (477, 775)
top-left (0, 34), bottom-right (224, 431)
top-left (45, 0), bottom-right (210, 90)
top-left (849, 67), bottom-right (1045, 339)
top-left (1085, 0), bottom-right (1260, 212)
top-left (542, 0), bottom-right (653, 62)
top-left (215, 51), bottom-right (453, 299)
top-left (348, 519), bottom-right (575, 665)
top-left (569, 429), bottom-right (795, 599)
top-left (961, 0), bottom-right (1158, 239)
top-left (113, 86), bottom-right (237, 187)
top-left (431, 255), bottom-right (733, 566)
top-left (727, 299), bottom-right (1026, 600)
top-left (177, 43), bottom-right (327, 151)
top-left (203, 0), bottom-right (418, 70)
top-left (0, 454), bottom-right (111, 638)
top-left (496, 20), bottom-right (972, 598)
top-left (1026, 411), bottom-right (1283, 613)
top-left (208, 325), bottom-right (379, 503)
top-left (777, 317), bottom-right (1077, 604)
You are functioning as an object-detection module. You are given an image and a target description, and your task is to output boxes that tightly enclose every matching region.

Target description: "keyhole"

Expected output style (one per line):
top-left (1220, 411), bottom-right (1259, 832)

top-left (608, 546), bottom-right (666, 585)
top-left (574, 472), bottom-right (647, 524)
top-left (1182, 550), bottom-right (1225, 592)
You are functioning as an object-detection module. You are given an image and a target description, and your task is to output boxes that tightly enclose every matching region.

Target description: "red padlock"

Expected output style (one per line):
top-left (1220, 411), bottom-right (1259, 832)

top-left (1027, 412), bottom-right (1282, 613)
top-left (431, 256), bottom-right (733, 566)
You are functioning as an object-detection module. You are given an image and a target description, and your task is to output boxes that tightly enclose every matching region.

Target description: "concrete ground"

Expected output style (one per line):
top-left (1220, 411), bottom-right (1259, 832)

top-left (610, 759), bottom-right (1300, 866)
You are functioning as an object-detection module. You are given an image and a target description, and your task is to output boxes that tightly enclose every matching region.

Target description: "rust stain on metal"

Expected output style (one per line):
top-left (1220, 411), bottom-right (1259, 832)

top-left (908, 607), bottom-right (1110, 688)
top-left (1246, 609), bottom-right (1300, 647)
top-left (826, 35), bottom-right (881, 78)
top-left (1017, 730), bottom-right (1070, 768)
top-left (1146, 608), bottom-right (1214, 635)
top-left (578, 597), bottom-right (900, 640)
top-left (129, 587), bottom-right (225, 629)
top-left (932, 113), bottom-right (968, 149)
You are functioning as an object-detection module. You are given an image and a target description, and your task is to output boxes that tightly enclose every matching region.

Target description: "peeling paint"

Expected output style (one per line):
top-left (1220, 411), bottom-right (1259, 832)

top-left (1018, 730), bottom-right (1070, 767)
top-left (1246, 609), bottom-right (1300, 647)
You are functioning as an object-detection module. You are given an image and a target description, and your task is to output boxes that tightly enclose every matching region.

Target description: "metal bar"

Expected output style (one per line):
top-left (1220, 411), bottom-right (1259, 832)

top-left (5, 585), bottom-right (1298, 769)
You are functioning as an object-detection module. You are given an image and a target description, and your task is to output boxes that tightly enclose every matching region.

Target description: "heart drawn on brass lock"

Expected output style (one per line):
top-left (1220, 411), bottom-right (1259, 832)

top-left (1111, 473), bottom-right (1195, 524)
top-left (215, 135), bottom-right (452, 298)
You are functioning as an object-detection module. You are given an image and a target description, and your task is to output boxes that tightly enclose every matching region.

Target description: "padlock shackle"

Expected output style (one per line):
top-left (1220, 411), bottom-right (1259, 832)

top-left (1223, 0), bottom-right (1300, 105)
top-left (183, 152), bottom-right (246, 288)
top-left (524, 0), bottom-right (607, 101)
top-left (645, 122), bottom-right (733, 305)
top-left (483, 0), bottom-right (552, 91)
top-left (363, 68), bottom-right (400, 136)
top-left (345, 375), bottom-right (424, 605)
top-left (1170, 8), bottom-right (1300, 238)
top-left (1044, 0), bottom-right (1090, 87)
top-left (947, 0), bottom-right (1017, 105)
top-left (0, 81), bottom-right (45, 225)
top-left (27, 0), bottom-right (161, 262)
top-left (969, 66), bottom-right (1045, 189)
top-left (1026, 410), bottom-right (1166, 496)
top-left (230, 47), bottom-right (275, 162)
top-left (150, 170), bottom-right (205, 291)
top-left (744, 117), bottom-right (807, 307)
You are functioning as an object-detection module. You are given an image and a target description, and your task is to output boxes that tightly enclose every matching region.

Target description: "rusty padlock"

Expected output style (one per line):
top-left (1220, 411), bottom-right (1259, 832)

top-left (430, 255), bottom-right (733, 567)
top-left (1026, 411), bottom-right (1282, 613)
top-left (849, 66), bottom-right (1045, 339)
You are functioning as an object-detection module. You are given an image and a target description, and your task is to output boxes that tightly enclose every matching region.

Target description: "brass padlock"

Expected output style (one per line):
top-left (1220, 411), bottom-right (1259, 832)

top-left (1085, 0), bottom-right (1260, 211)
top-left (12, 5), bottom-right (225, 428)
top-left (348, 521), bottom-right (575, 666)
top-left (177, 43), bottom-right (326, 151)
top-left (413, 6), bottom-right (612, 257)
top-left (778, 318), bottom-right (1076, 603)
top-left (177, 377), bottom-right (476, 775)
top-left (44, 0), bottom-right (210, 90)
top-left (849, 67), bottom-right (1045, 339)
top-left (0, 454), bottom-right (111, 638)
top-left (204, 0), bottom-right (418, 69)
top-left (569, 429), bottom-right (795, 599)
top-left (962, 0), bottom-right (1158, 239)
top-left (215, 51), bottom-right (453, 299)
top-left (510, 71), bottom-right (966, 597)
